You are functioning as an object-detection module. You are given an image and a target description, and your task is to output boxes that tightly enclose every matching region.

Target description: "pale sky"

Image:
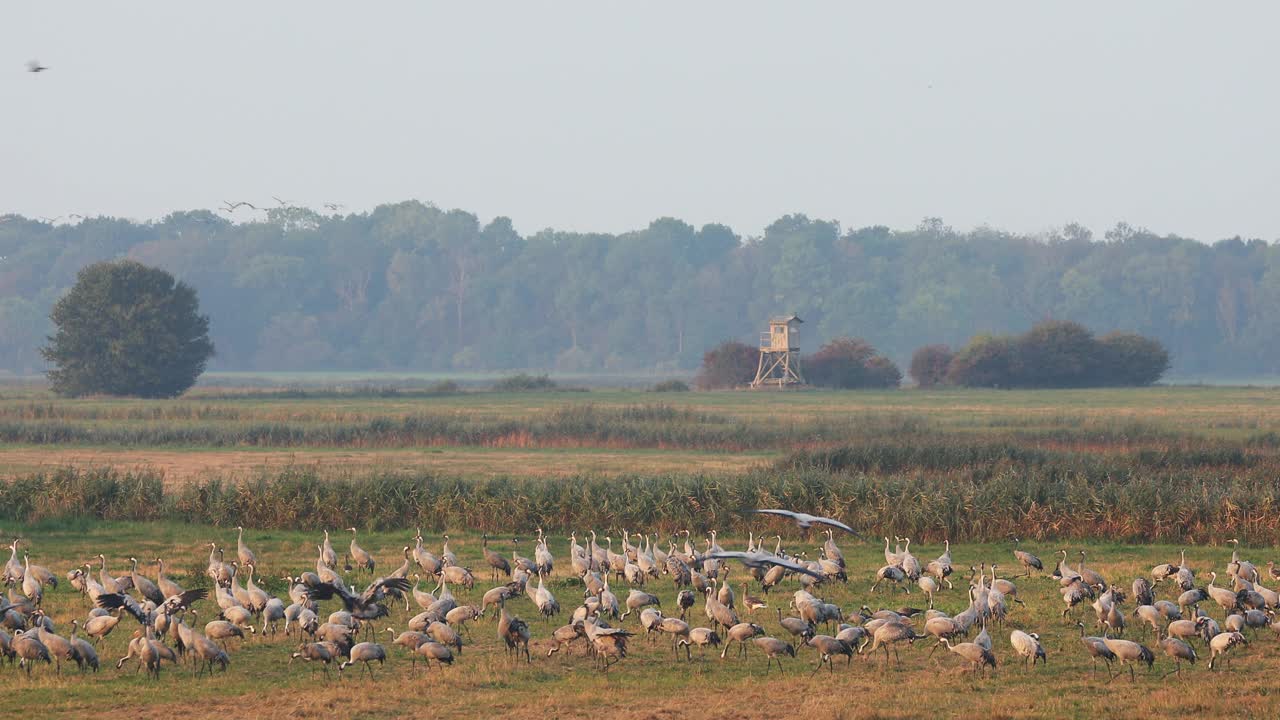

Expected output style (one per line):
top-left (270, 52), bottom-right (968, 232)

top-left (3, 3), bottom-right (1277, 241)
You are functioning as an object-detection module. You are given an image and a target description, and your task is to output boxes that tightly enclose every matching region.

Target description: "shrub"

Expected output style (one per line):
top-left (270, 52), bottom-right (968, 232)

top-left (1097, 332), bottom-right (1170, 386)
top-left (806, 337), bottom-right (901, 389)
top-left (1015, 320), bottom-right (1101, 388)
top-left (695, 341), bottom-right (758, 389)
top-left (492, 374), bottom-right (557, 392)
top-left (651, 379), bottom-right (691, 392)
top-left (909, 345), bottom-right (953, 387)
top-left (863, 355), bottom-right (903, 388)
top-left (426, 380), bottom-right (463, 395)
top-left (947, 334), bottom-right (1021, 387)
top-left (947, 323), bottom-right (1169, 388)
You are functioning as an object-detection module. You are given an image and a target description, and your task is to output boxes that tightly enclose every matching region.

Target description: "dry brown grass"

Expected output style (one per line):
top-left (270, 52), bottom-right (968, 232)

top-left (0, 446), bottom-right (771, 485)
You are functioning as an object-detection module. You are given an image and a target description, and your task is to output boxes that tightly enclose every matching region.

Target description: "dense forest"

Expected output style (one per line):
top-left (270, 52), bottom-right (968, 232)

top-left (0, 202), bottom-right (1277, 377)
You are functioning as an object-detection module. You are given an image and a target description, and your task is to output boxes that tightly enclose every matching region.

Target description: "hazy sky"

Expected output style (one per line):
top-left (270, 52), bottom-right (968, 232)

top-left (4, 3), bottom-right (1277, 241)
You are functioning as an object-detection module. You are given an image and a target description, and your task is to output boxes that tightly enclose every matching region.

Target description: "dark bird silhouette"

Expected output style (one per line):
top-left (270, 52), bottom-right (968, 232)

top-left (27, 60), bottom-right (47, 73)
top-left (306, 576), bottom-right (412, 620)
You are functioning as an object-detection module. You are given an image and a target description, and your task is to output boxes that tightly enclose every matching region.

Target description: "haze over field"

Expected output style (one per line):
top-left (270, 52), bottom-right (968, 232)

top-left (3, 4), bottom-right (1279, 380)
top-left (4, 3), bottom-right (1277, 240)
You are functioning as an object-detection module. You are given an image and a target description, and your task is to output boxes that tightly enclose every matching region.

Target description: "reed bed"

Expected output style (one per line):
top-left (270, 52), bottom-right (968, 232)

top-left (0, 400), bottom-right (1272, 454)
top-left (5, 459), bottom-right (1278, 543)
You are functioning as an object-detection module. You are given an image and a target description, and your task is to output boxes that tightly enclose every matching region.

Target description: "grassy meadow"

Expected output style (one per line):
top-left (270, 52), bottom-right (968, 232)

top-left (6, 522), bottom-right (1280, 719)
top-left (3, 384), bottom-right (1280, 718)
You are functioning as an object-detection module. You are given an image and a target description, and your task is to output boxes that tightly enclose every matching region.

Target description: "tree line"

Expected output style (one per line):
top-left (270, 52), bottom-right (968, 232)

top-left (1, 204), bottom-right (1277, 377)
top-left (697, 320), bottom-right (1168, 389)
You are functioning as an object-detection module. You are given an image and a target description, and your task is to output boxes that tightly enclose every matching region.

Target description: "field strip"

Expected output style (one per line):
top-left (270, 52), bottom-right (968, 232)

top-left (0, 445), bottom-right (775, 483)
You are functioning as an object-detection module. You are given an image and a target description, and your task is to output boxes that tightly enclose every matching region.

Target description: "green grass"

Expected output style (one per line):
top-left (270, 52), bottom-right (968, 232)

top-left (3, 384), bottom-right (1280, 717)
top-left (7, 520), bottom-right (1280, 719)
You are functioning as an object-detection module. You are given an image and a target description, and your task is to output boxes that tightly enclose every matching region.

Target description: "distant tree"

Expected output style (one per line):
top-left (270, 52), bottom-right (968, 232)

top-left (42, 260), bottom-right (214, 397)
top-left (806, 337), bottom-right (900, 389)
top-left (946, 334), bottom-right (1021, 388)
top-left (909, 344), bottom-right (953, 388)
top-left (695, 340), bottom-right (757, 389)
top-left (1015, 320), bottom-right (1101, 388)
top-left (1097, 332), bottom-right (1170, 386)
top-left (493, 373), bottom-right (557, 392)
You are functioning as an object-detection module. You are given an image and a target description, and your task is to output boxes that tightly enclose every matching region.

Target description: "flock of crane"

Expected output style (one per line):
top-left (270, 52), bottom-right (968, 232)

top-left (0, 508), bottom-right (1272, 684)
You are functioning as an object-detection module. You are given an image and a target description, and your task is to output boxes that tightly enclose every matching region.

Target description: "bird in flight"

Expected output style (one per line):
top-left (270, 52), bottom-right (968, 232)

top-left (272, 196), bottom-right (292, 207)
top-left (323, 202), bottom-right (343, 212)
top-left (704, 551), bottom-right (823, 579)
top-left (222, 200), bottom-right (259, 212)
top-left (752, 509), bottom-right (854, 533)
top-left (26, 60), bottom-right (48, 73)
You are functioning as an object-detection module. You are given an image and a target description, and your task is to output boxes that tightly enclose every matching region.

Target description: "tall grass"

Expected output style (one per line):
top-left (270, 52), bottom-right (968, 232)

top-left (5, 462), bottom-right (1279, 543)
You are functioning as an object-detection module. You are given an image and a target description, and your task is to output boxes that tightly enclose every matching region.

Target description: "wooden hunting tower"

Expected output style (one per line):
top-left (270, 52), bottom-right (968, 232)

top-left (751, 315), bottom-right (805, 388)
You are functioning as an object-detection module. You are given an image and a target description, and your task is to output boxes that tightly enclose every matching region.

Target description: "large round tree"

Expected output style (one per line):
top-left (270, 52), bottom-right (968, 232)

top-left (42, 260), bottom-right (214, 397)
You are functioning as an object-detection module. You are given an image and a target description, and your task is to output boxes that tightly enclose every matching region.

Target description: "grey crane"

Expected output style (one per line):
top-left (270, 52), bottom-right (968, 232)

top-left (12, 628), bottom-right (51, 676)
top-left (859, 621), bottom-right (920, 668)
top-left (753, 635), bottom-right (796, 673)
top-left (1206, 572), bottom-right (1239, 612)
top-left (806, 634), bottom-right (853, 673)
top-left (777, 607), bottom-right (814, 650)
top-left (704, 585), bottom-right (738, 632)
top-left (346, 528), bottom-right (374, 575)
top-left (620, 588), bottom-right (660, 619)
top-left (188, 632), bottom-right (230, 676)
top-left (338, 641), bottom-right (386, 677)
top-left (1152, 557), bottom-right (1180, 584)
top-left (585, 618), bottom-right (631, 671)
top-left (547, 621), bottom-right (586, 657)
top-left (741, 583), bottom-right (767, 613)
top-left (925, 540), bottom-right (954, 588)
top-left (721, 621), bottom-right (764, 659)
top-left (1101, 624), bottom-right (1154, 683)
top-left (705, 550), bottom-right (823, 580)
top-left (872, 564), bottom-right (908, 593)
top-left (534, 530), bottom-right (555, 577)
top-left (66, 620), bottom-right (99, 672)
top-left (658, 616), bottom-right (693, 660)
top-left (1012, 538), bottom-right (1042, 577)
top-left (498, 607), bottom-right (531, 663)
top-left (83, 610), bottom-right (121, 645)
top-left (938, 637), bottom-right (997, 677)
top-left (235, 526), bottom-right (258, 570)
top-left (680, 627), bottom-right (722, 659)
top-left (290, 641), bottom-right (340, 677)
top-left (482, 534), bottom-right (512, 580)
top-left (155, 557), bottom-right (185, 599)
top-left (1159, 636), bottom-right (1196, 677)
top-left (1207, 630), bottom-right (1247, 670)
top-left (128, 557), bottom-right (164, 606)
top-left (752, 509), bottom-right (853, 534)
top-left (306, 576), bottom-right (412, 622)
top-left (1009, 629), bottom-right (1045, 669)
top-left (319, 530), bottom-right (338, 570)
top-left (415, 638), bottom-right (454, 670)
top-left (426, 620), bottom-right (462, 654)
top-left (1078, 551), bottom-right (1107, 589)
top-left (1174, 550), bottom-right (1196, 591)
top-left (1075, 622), bottom-right (1116, 675)
top-left (1132, 577), bottom-right (1155, 606)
